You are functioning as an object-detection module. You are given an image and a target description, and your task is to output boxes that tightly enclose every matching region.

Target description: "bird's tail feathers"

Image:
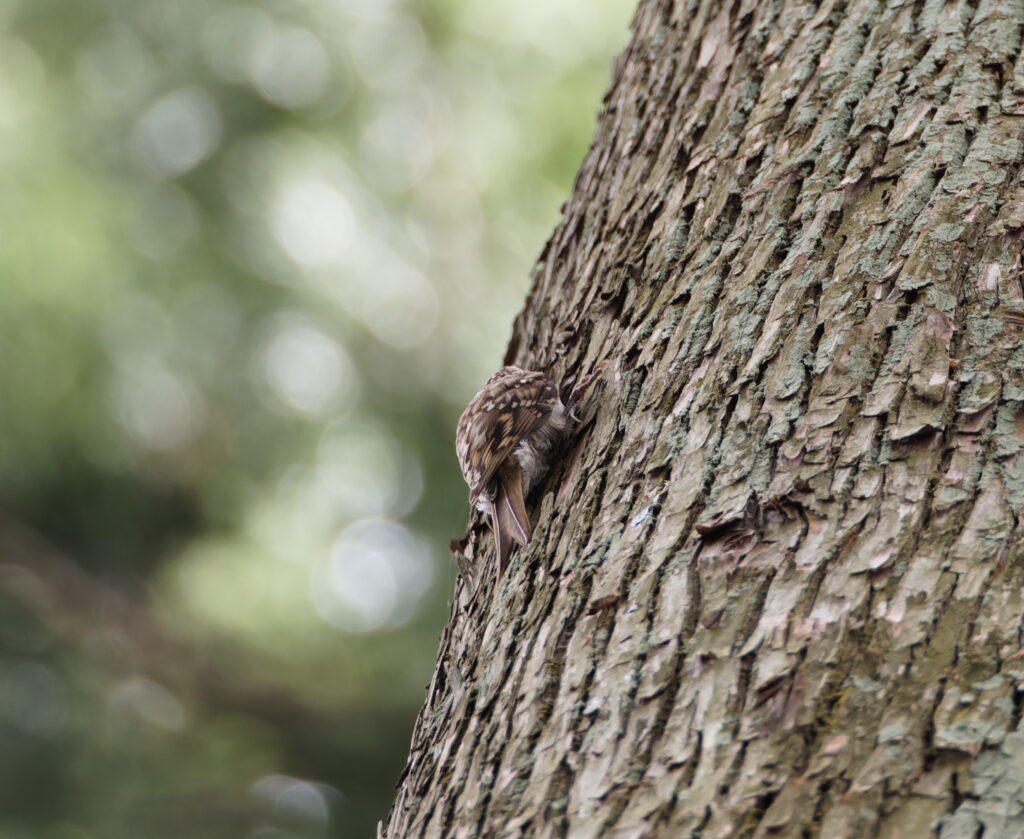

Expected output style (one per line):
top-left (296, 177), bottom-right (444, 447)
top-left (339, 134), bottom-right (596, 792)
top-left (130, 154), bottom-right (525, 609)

top-left (493, 462), bottom-right (531, 571)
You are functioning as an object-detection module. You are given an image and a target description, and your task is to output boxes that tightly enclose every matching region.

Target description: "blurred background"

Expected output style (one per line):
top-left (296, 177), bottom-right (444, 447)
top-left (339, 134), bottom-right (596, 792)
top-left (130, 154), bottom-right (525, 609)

top-left (0, 0), bottom-right (633, 836)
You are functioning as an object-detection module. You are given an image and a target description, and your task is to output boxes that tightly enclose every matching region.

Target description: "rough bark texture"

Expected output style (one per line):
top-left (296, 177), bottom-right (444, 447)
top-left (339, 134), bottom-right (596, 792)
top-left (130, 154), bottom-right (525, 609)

top-left (387, 0), bottom-right (1024, 836)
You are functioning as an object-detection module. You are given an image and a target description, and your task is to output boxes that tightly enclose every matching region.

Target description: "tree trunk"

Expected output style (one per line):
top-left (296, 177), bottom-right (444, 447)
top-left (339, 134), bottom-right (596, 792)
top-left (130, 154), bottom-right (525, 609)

top-left (386, 0), bottom-right (1024, 835)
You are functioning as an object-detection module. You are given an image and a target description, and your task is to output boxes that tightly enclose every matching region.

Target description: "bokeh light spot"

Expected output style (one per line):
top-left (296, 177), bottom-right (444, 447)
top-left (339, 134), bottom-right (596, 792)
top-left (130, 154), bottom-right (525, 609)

top-left (251, 774), bottom-right (333, 826)
top-left (311, 519), bottom-right (433, 633)
top-left (201, 5), bottom-right (274, 84)
top-left (364, 264), bottom-right (439, 350)
top-left (361, 108), bottom-right (434, 192)
top-left (134, 87), bottom-right (222, 177)
top-left (272, 178), bottom-right (355, 267)
top-left (256, 314), bottom-right (357, 417)
top-left (249, 24), bottom-right (330, 109)
top-left (107, 676), bottom-right (187, 731)
top-left (110, 357), bottom-right (205, 452)
top-left (316, 422), bottom-right (424, 519)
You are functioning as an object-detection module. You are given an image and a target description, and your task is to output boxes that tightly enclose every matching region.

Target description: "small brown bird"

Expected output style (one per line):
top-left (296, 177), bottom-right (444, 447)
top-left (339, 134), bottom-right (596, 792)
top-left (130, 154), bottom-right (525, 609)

top-left (456, 364), bottom-right (603, 571)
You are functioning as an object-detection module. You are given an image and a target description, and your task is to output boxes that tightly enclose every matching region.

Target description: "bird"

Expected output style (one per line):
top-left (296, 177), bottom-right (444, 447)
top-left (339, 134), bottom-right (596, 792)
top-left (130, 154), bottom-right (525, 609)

top-left (455, 364), bottom-right (603, 572)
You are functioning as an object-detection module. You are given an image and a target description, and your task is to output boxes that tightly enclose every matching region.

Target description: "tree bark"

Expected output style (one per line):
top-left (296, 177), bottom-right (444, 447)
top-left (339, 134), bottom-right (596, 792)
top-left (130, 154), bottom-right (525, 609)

top-left (387, 0), bottom-right (1024, 836)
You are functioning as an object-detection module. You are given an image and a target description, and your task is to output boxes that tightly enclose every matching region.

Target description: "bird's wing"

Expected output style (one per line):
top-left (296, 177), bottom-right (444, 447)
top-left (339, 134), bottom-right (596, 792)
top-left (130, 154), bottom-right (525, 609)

top-left (456, 368), bottom-right (558, 502)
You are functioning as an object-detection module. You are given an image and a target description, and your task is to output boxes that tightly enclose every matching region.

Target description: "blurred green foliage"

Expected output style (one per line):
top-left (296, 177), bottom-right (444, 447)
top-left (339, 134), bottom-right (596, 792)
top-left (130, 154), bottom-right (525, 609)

top-left (0, 0), bottom-right (632, 836)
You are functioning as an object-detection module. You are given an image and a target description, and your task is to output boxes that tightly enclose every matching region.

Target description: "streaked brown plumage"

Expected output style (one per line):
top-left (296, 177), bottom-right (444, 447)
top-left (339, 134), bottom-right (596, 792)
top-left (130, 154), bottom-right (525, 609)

top-left (456, 366), bottom-right (569, 571)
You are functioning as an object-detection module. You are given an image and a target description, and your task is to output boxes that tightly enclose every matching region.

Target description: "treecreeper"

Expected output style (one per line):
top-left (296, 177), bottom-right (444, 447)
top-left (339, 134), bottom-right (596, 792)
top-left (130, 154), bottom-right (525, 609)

top-left (455, 363), bottom-right (605, 573)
